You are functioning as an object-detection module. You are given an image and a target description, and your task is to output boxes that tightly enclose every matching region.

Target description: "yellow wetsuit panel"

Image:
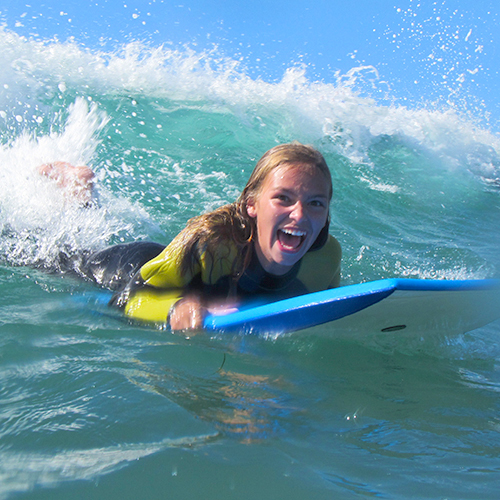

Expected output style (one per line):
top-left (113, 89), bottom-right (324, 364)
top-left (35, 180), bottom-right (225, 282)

top-left (124, 288), bottom-right (183, 323)
top-left (297, 235), bottom-right (342, 291)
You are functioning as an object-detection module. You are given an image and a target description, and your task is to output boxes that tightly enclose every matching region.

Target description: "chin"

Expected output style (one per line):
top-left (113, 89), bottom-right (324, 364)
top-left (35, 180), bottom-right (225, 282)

top-left (275, 251), bottom-right (305, 269)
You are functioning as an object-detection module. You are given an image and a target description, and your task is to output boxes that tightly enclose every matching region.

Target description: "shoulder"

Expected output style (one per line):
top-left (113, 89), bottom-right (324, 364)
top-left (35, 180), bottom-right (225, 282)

top-left (306, 234), bottom-right (341, 262)
top-left (140, 235), bottom-right (240, 287)
top-left (139, 238), bottom-right (186, 287)
top-left (296, 235), bottom-right (342, 291)
top-left (323, 234), bottom-right (342, 258)
top-left (199, 241), bottom-right (239, 283)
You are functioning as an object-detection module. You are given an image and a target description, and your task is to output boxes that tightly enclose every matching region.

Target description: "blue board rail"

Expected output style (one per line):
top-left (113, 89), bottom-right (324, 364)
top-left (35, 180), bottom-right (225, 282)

top-left (203, 278), bottom-right (500, 334)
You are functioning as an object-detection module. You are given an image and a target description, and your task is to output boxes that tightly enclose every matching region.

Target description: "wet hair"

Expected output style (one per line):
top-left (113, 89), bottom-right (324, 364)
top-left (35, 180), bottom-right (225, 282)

top-left (173, 142), bottom-right (333, 278)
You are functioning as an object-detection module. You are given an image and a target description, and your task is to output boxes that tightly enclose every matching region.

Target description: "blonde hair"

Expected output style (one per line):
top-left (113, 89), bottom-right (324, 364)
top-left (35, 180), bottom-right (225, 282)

top-left (239, 142), bottom-right (333, 210)
top-left (174, 142), bottom-right (332, 278)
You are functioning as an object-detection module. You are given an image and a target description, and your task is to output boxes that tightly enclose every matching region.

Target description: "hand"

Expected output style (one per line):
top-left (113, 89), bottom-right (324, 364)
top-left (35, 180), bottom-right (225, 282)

top-left (169, 296), bottom-right (206, 331)
top-left (169, 296), bottom-right (239, 332)
top-left (206, 302), bottom-right (239, 316)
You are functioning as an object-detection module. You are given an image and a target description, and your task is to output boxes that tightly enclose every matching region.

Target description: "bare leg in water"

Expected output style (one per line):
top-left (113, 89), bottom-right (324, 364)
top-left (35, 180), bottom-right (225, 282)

top-left (37, 161), bottom-right (95, 205)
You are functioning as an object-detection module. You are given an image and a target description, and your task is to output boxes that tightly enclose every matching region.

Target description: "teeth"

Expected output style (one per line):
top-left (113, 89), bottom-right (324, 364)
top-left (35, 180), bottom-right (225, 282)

top-left (281, 228), bottom-right (306, 237)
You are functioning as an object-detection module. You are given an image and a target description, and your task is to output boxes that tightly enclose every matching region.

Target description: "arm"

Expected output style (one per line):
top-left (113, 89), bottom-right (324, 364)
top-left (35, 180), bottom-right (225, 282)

top-left (169, 295), bottom-right (240, 330)
top-left (168, 295), bottom-right (206, 330)
top-left (120, 236), bottom-right (239, 330)
top-left (115, 236), bottom-right (200, 326)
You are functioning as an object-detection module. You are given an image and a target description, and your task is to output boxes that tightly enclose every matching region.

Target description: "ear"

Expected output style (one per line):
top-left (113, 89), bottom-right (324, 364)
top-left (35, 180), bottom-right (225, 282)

top-left (246, 200), bottom-right (257, 218)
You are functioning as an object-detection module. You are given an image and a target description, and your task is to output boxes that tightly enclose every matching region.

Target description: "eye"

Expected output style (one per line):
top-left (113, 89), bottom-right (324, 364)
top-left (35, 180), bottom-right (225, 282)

top-left (274, 193), bottom-right (290, 202)
top-left (309, 199), bottom-right (326, 208)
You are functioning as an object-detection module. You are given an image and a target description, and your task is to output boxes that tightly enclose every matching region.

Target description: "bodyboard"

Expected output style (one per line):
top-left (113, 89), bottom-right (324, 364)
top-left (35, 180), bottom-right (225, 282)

top-left (203, 279), bottom-right (500, 336)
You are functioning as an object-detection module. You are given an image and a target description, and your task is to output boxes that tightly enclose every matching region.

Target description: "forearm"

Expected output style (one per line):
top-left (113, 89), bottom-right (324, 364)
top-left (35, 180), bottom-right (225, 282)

top-left (123, 287), bottom-right (183, 324)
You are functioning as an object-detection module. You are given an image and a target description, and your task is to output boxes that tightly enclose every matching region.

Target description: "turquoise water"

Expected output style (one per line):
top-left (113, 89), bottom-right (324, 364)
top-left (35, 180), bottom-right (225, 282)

top-left (1, 26), bottom-right (500, 499)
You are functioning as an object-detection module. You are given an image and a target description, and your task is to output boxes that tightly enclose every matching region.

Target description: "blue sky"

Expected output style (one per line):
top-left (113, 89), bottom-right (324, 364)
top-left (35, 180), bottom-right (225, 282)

top-left (1, 0), bottom-right (499, 126)
top-left (0, 0), bottom-right (399, 77)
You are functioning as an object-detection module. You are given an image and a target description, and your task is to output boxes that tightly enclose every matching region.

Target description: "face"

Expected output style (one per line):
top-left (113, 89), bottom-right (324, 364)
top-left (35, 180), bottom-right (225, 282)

top-left (246, 163), bottom-right (330, 275)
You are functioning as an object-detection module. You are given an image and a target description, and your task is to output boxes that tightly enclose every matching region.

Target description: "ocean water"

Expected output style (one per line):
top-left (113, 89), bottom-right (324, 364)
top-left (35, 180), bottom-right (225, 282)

top-left (1, 22), bottom-right (500, 500)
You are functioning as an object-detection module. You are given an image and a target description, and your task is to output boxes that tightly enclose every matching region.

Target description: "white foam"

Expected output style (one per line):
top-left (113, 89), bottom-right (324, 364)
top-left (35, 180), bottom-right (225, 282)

top-left (1, 26), bottom-right (498, 167)
top-left (0, 97), bottom-right (157, 265)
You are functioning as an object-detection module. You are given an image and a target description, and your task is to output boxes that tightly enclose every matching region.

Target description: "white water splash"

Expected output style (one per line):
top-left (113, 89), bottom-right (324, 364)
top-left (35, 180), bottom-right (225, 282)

top-left (0, 98), bottom-right (157, 265)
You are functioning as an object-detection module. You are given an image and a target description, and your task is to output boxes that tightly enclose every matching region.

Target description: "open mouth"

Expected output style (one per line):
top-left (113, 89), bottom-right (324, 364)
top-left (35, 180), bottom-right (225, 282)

top-left (277, 228), bottom-right (306, 251)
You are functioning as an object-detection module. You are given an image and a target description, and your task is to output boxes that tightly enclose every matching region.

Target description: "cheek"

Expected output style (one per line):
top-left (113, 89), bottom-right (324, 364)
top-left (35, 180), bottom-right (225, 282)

top-left (317, 214), bottom-right (328, 230)
top-left (255, 209), bottom-right (279, 239)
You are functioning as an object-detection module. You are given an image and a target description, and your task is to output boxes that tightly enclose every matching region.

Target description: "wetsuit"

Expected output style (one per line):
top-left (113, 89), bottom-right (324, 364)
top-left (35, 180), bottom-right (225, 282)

top-left (59, 232), bottom-right (341, 325)
top-left (119, 233), bottom-right (340, 323)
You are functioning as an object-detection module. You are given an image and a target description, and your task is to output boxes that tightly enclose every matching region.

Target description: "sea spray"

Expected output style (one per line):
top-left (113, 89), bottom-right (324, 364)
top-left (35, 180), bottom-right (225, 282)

top-left (0, 26), bottom-right (498, 281)
top-left (0, 98), bottom-right (158, 267)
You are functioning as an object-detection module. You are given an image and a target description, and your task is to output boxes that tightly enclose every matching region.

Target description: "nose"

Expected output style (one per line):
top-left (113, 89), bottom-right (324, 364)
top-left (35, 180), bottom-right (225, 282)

top-left (290, 201), bottom-right (306, 221)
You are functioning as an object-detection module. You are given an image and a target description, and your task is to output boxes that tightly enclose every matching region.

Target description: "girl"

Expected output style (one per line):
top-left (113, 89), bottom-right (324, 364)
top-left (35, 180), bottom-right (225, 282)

top-left (39, 143), bottom-right (342, 330)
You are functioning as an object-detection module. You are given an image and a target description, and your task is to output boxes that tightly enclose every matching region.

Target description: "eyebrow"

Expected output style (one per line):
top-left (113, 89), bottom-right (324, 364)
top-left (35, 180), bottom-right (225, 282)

top-left (271, 187), bottom-right (329, 198)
